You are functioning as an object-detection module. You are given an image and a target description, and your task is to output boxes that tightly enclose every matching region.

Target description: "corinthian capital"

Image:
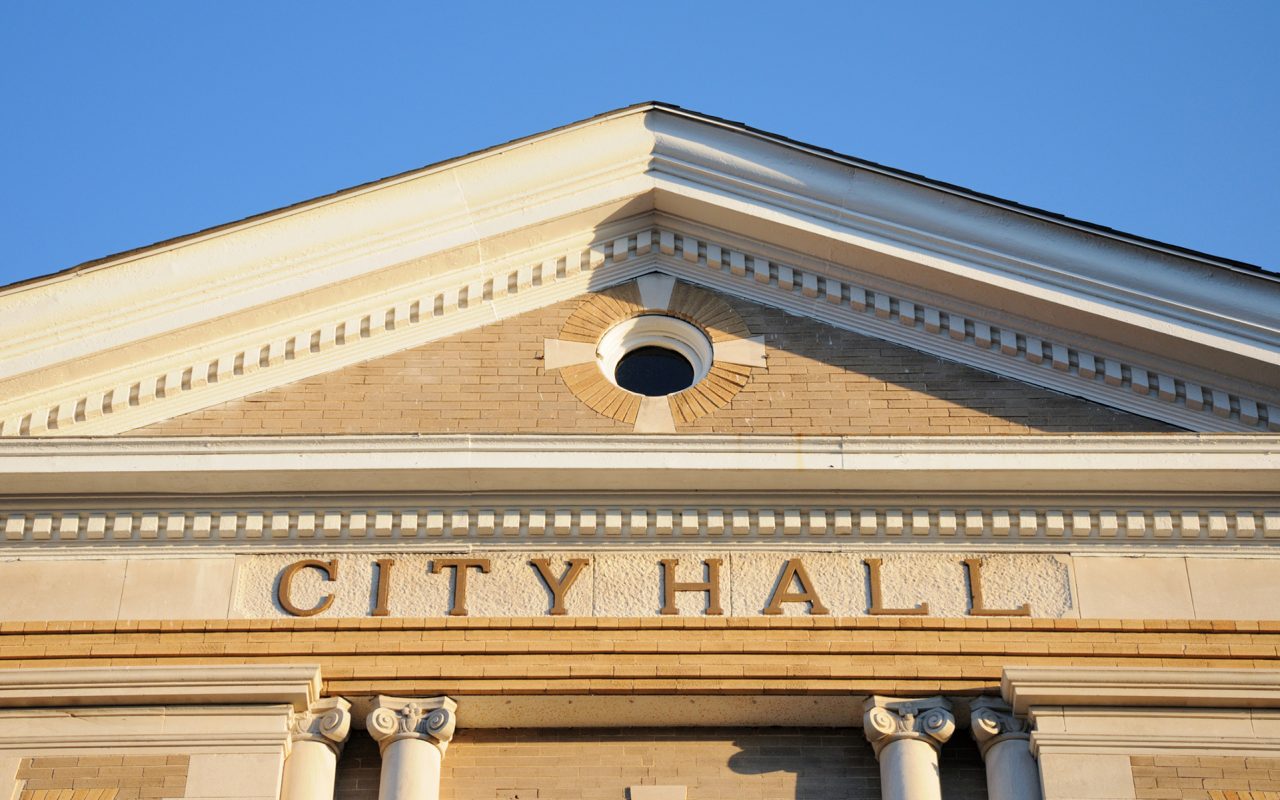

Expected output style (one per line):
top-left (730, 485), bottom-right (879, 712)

top-left (366, 695), bottom-right (458, 754)
top-left (969, 697), bottom-right (1031, 756)
top-left (862, 696), bottom-right (955, 756)
top-left (289, 697), bottom-right (353, 755)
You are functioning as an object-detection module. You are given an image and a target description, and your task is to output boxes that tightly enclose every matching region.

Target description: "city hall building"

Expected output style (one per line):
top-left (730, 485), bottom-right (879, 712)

top-left (0, 103), bottom-right (1278, 800)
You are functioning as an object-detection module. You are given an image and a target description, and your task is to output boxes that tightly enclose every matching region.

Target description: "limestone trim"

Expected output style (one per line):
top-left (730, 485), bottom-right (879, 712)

top-left (289, 696), bottom-right (352, 755)
top-left (0, 223), bottom-right (654, 438)
top-left (1, 223), bottom-right (1274, 437)
top-left (0, 706), bottom-right (296, 754)
top-left (1004, 667), bottom-right (1280, 715)
top-left (862, 695), bottom-right (956, 756)
top-left (0, 664), bottom-right (320, 710)
top-left (1027, 707), bottom-right (1280, 759)
top-left (1, 434), bottom-right (1277, 495)
top-left (649, 227), bottom-right (1274, 433)
top-left (0, 499), bottom-right (1275, 550)
top-left (366, 696), bottom-right (458, 754)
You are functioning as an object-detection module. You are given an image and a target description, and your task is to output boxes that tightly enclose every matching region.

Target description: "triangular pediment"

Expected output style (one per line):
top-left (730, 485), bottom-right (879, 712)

top-left (0, 104), bottom-right (1275, 436)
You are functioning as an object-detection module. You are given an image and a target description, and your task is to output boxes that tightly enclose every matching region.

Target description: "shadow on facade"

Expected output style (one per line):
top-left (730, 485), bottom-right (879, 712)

top-left (726, 728), bottom-right (988, 800)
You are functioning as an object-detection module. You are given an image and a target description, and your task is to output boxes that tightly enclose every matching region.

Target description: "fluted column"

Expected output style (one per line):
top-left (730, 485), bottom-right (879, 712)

top-left (366, 695), bottom-right (457, 800)
top-left (281, 697), bottom-right (352, 800)
top-left (863, 696), bottom-right (955, 800)
top-left (971, 698), bottom-right (1042, 800)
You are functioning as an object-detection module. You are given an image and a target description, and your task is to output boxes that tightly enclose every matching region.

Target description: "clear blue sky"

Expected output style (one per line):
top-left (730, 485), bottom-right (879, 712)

top-left (2, 1), bottom-right (1277, 287)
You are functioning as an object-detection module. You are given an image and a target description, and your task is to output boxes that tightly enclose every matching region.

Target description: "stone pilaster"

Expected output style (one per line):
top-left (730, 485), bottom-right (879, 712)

top-left (280, 697), bottom-right (352, 800)
top-left (863, 696), bottom-right (955, 800)
top-left (367, 696), bottom-right (458, 800)
top-left (971, 698), bottom-right (1042, 800)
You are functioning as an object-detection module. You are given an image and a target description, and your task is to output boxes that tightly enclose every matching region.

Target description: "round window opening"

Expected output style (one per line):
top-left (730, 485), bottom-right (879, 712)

top-left (614, 346), bottom-right (695, 396)
top-left (597, 315), bottom-right (714, 398)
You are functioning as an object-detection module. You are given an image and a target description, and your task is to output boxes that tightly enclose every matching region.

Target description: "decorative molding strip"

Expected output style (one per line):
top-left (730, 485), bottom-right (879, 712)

top-left (650, 227), bottom-right (1276, 433)
top-left (1004, 667), bottom-right (1280, 714)
top-left (0, 224), bottom-right (661, 437)
top-left (0, 664), bottom-right (320, 710)
top-left (0, 224), bottom-right (1274, 436)
top-left (1, 433), bottom-right (1276, 495)
top-left (2, 504), bottom-right (1276, 548)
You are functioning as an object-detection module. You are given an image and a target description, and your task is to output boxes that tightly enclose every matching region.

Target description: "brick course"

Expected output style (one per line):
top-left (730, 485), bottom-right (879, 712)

top-left (15, 755), bottom-right (188, 800)
top-left (134, 289), bottom-right (1172, 436)
top-left (1132, 755), bottom-right (1280, 800)
top-left (0, 617), bottom-right (1274, 699)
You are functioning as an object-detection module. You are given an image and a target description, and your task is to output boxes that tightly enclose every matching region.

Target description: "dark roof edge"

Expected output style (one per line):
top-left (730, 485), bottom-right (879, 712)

top-left (5, 101), bottom-right (1274, 294)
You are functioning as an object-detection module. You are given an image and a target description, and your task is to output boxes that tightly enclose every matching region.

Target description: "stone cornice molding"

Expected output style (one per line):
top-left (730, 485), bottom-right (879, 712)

top-left (366, 695), bottom-right (458, 755)
top-left (6, 105), bottom-right (1273, 397)
top-left (647, 227), bottom-right (1275, 432)
top-left (1024, 706), bottom-right (1280, 758)
top-left (0, 434), bottom-right (1275, 494)
top-left (969, 698), bottom-right (1031, 757)
top-left (0, 497), bottom-right (1275, 551)
top-left (0, 707), bottom-right (297, 755)
top-left (1003, 667), bottom-right (1280, 715)
top-left (1, 221), bottom-right (1274, 437)
top-left (290, 696), bottom-right (353, 755)
top-left (0, 112), bottom-right (659, 382)
top-left (862, 695), bottom-right (956, 756)
top-left (0, 664), bottom-right (320, 710)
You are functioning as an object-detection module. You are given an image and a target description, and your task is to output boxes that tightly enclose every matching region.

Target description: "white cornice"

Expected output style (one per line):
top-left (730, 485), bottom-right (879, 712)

top-left (0, 665), bottom-right (320, 711)
top-left (642, 112), bottom-right (1279, 366)
top-left (1003, 667), bottom-right (1280, 715)
top-left (0, 434), bottom-right (1276, 494)
top-left (1005, 667), bottom-right (1280, 759)
top-left (1, 225), bottom-right (1275, 437)
top-left (0, 112), bottom-right (657, 382)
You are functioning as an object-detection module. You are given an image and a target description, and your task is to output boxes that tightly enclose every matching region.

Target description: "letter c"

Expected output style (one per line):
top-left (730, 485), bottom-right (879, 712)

top-left (277, 559), bottom-right (338, 617)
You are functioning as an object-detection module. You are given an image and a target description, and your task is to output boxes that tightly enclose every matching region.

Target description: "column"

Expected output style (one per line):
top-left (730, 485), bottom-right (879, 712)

top-left (366, 695), bottom-right (457, 800)
top-left (970, 697), bottom-right (1042, 800)
top-left (863, 695), bottom-right (955, 800)
top-left (281, 697), bottom-right (353, 800)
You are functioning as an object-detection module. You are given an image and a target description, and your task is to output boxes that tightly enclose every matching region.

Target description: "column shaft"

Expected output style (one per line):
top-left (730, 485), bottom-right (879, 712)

top-left (877, 737), bottom-right (944, 800)
top-left (378, 738), bottom-right (443, 800)
top-left (280, 739), bottom-right (339, 800)
top-left (984, 738), bottom-right (1042, 800)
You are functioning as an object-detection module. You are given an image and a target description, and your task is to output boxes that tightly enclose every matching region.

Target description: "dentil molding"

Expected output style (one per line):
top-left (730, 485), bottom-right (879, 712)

top-left (1, 224), bottom-right (1274, 436)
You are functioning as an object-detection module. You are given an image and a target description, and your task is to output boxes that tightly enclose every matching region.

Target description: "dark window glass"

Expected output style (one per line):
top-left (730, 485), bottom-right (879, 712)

top-left (614, 346), bottom-right (695, 396)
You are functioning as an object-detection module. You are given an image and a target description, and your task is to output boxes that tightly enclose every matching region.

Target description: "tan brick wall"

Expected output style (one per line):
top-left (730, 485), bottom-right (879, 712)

top-left (133, 289), bottom-right (1172, 436)
top-left (334, 735), bottom-right (380, 800)
top-left (335, 727), bottom-right (988, 800)
top-left (15, 755), bottom-right (188, 799)
top-left (0, 617), bottom-right (1275, 699)
top-left (1132, 755), bottom-right (1280, 799)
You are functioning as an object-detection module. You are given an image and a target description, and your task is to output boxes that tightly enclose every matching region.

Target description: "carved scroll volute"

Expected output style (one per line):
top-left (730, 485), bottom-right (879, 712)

top-left (290, 697), bottom-right (353, 755)
top-left (862, 696), bottom-right (956, 756)
top-left (969, 698), bottom-right (1031, 756)
top-left (366, 696), bottom-right (458, 755)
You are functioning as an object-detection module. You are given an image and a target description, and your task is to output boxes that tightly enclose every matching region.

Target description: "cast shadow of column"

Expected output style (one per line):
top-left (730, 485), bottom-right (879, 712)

top-left (725, 729), bottom-right (989, 800)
